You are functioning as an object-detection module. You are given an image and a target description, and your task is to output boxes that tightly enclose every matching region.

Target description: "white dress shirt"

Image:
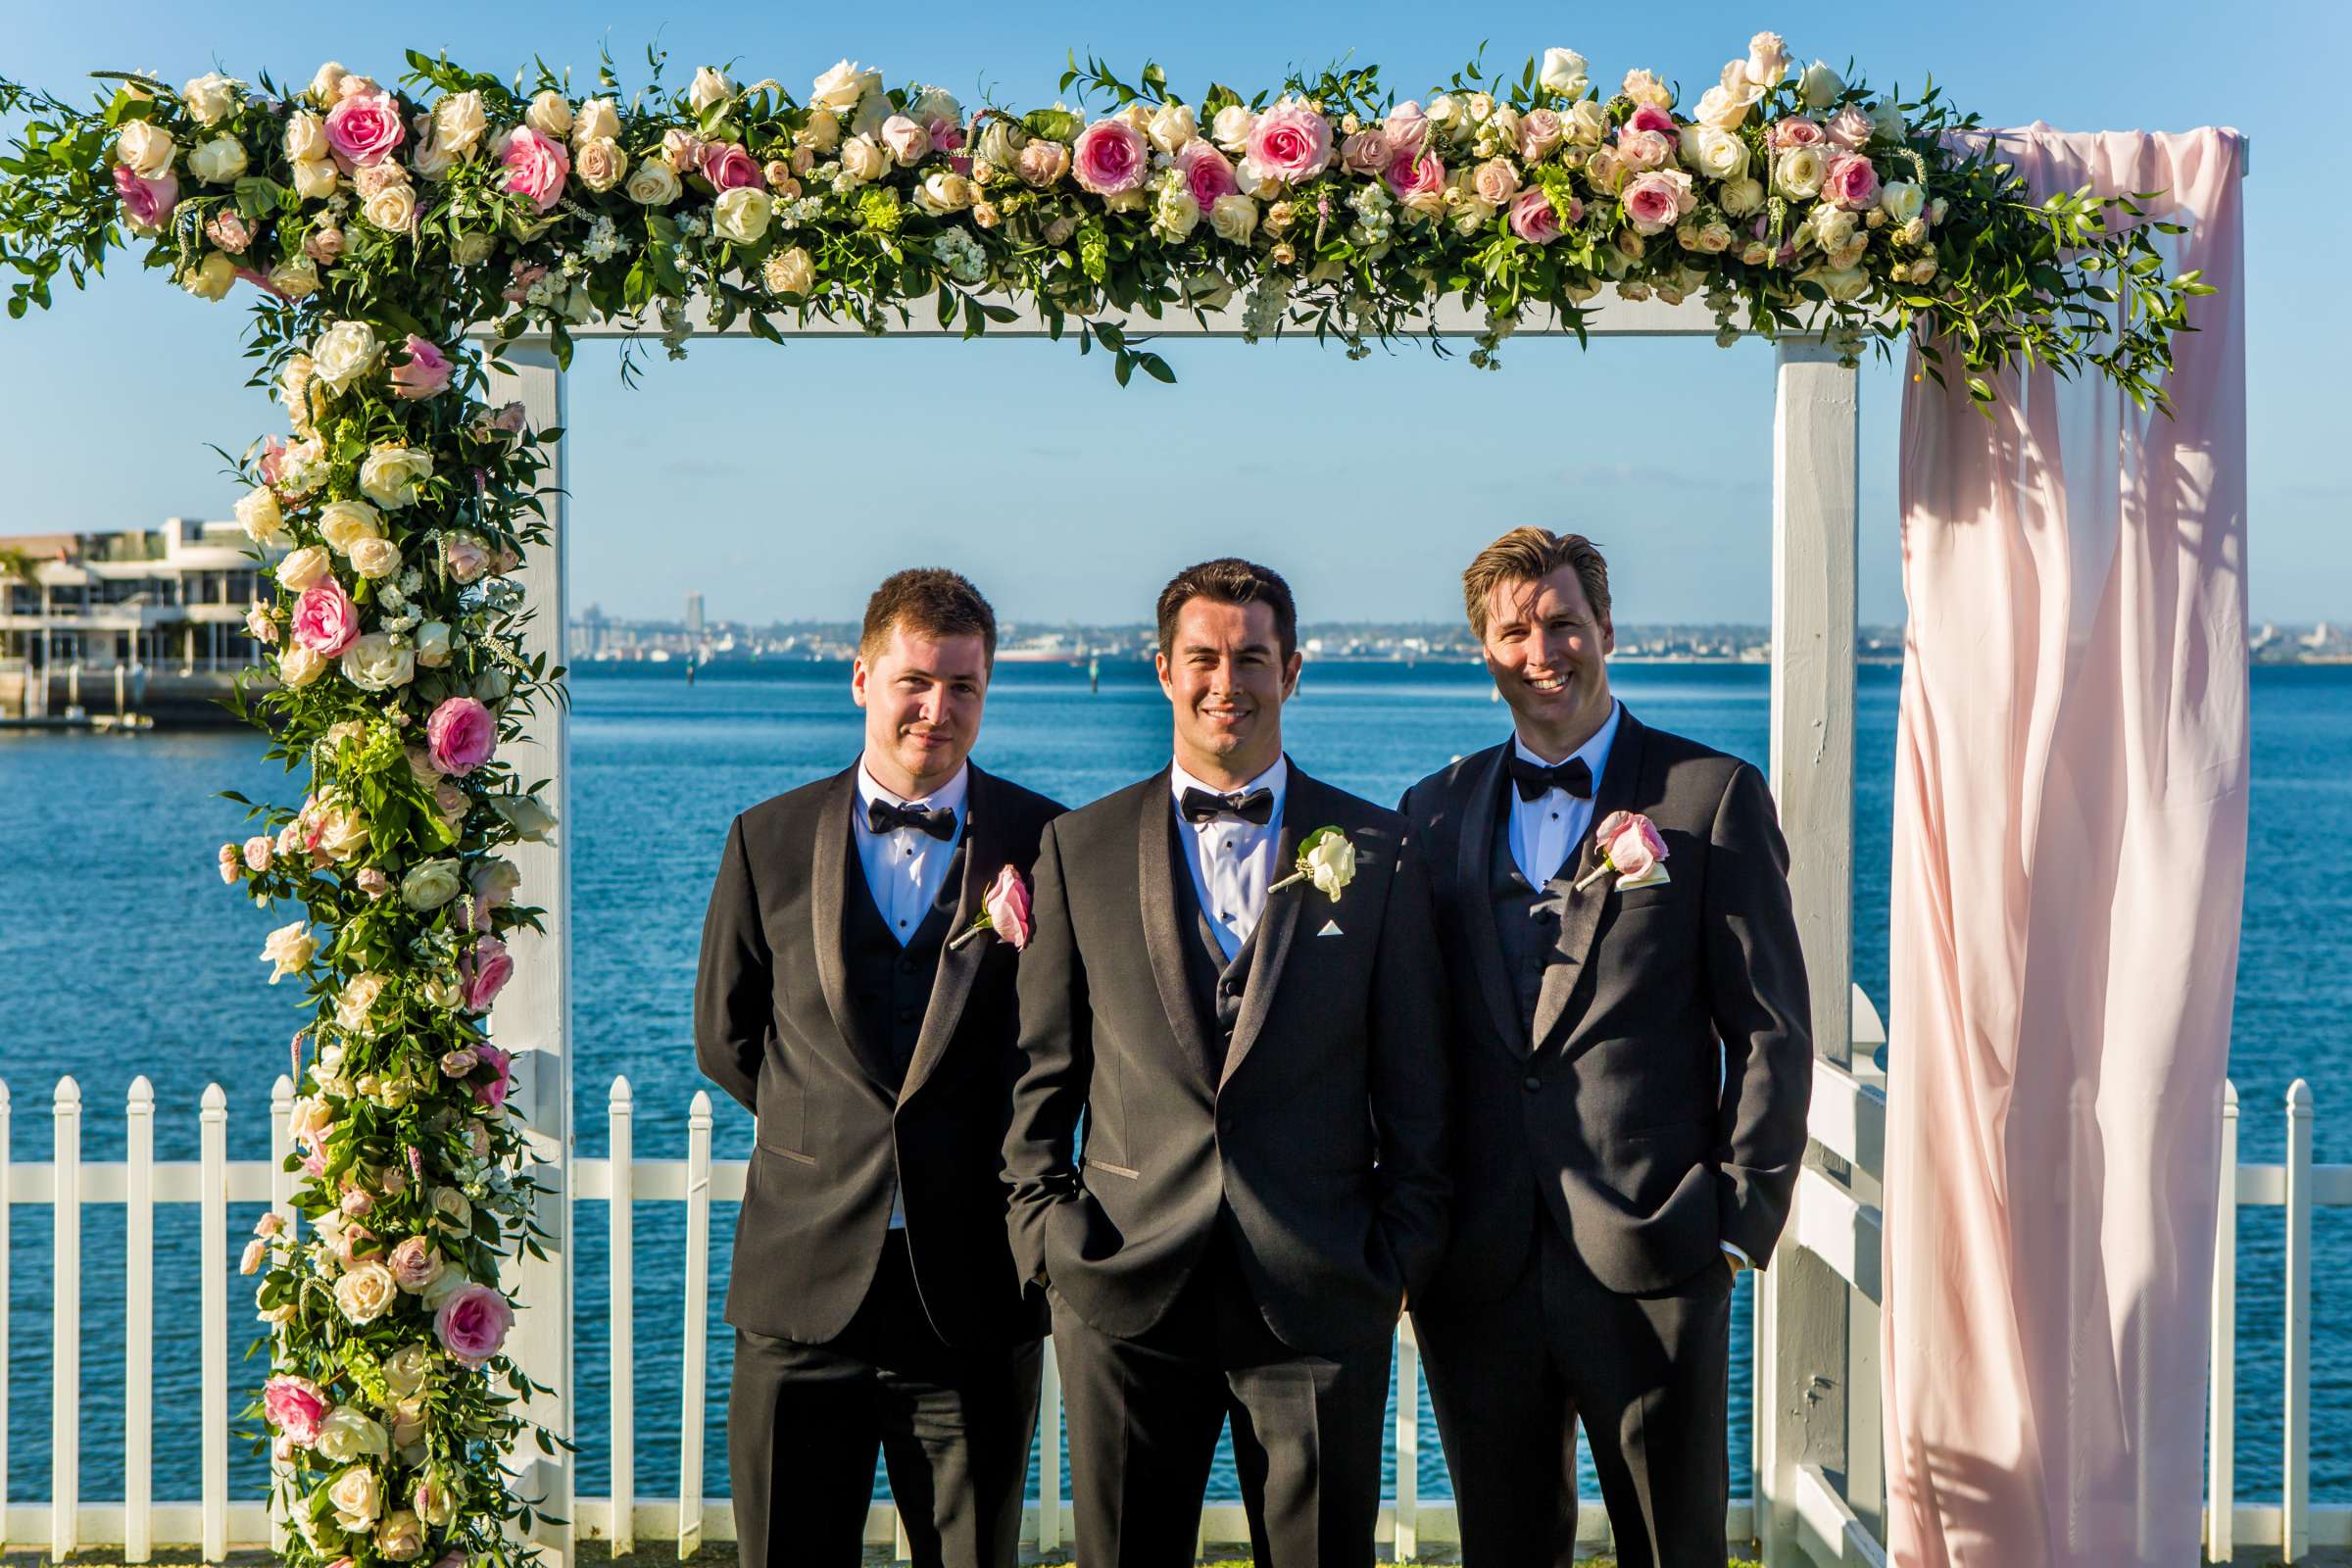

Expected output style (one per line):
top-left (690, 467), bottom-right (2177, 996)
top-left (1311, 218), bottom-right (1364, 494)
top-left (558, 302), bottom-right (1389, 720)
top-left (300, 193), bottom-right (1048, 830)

top-left (1508, 701), bottom-right (1622, 886)
top-left (852, 760), bottom-right (969, 945)
top-left (1169, 756), bottom-right (1289, 962)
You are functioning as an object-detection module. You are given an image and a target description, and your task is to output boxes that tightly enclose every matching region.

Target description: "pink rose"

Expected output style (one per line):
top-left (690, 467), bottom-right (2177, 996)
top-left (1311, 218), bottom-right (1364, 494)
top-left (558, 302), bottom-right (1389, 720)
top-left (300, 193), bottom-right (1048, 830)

top-left (323, 91), bottom-right (406, 166)
top-left (444, 534), bottom-right (492, 584)
top-left (425, 696), bottom-right (496, 776)
top-left (1244, 98), bottom-right (1333, 185)
top-left (1826, 106), bottom-right (1876, 151)
top-left (389, 335), bottom-right (452, 400)
top-left (460, 936), bottom-right (514, 1013)
top-left (1339, 129), bottom-right (1391, 175)
top-left (291, 577), bottom-right (361, 658)
top-left (984, 864), bottom-right (1033, 952)
top-left (1385, 149), bottom-right (1445, 202)
top-left (500, 126), bottom-right (569, 211)
top-left (1625, 103), bottom-right (1678, 137)
top-left (1070, 119), bottom-right (1147, 196)
top-left (219, 843), bottom-right (241, 884)
top-left (1593, 809), bottom-right (1670, 879)
top-left (1174, 141), bottom-right (1238, 211)
top-left (472, 1041), bottom-right (513, 1109)
top-left (263, 1376), bottom-right (330, 1446)
top-left (879, 115), bottom-right (929, 167)
top-left (662, 128), bottom-right (706, 173)
top-left (244, 835), bottom-right (273, 872)
top-left (1016, 139), bottom-right (1070, 188)
top-left (701, 141), bottom-right (761, 190)
top-left (1518, 109), bottom-right (1564, 162)
top-left (433, 1282), bottom-right (514, 1368)
top-left (113, 165), bottom-right (179, 232)
top-left (388, 1234), bottom-right (438, 1292)
top-left (1383, 101), bottom-right (1428, 156)
top-left (204, 211), bottom-right (253, 254)
top-left (1770, 116), bottom-right (1827, 152)
top-left (356, 867), bottom-right (390, 899)
top-left (1508, 185), bottom-right (1571, 244)
top-left (305, 226), bottom-right (344, 264)
top-left (1823, 153), bottom-right (1880, 211)
top-left (1622, 170), bottom-right (1693, 235)
top-left (926, 117), bottom-right (964, 154)
top-left (1615, 127), bottom-right (1673, 172)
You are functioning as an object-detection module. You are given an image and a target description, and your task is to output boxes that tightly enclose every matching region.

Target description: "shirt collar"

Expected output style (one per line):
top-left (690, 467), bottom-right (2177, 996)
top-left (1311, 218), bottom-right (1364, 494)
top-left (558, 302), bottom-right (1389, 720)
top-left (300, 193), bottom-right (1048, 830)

top-left (856, 758), bottom-right (969, 822)
top-left (1510, 701), bottom-right (1621, 794)
top-left (1169, 753), bottom-right (1289, 826)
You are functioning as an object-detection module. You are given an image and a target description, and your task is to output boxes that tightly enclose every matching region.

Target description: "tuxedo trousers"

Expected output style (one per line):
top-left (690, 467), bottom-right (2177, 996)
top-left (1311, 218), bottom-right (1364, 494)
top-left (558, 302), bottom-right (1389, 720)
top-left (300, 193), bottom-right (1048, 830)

top-left (1051, 1222), bottom-right (1393, 1568)
top-left (727, 1232), bottom-right (1042, 1568)
top-left (1413, 1216), bottom-right (1734, 1568)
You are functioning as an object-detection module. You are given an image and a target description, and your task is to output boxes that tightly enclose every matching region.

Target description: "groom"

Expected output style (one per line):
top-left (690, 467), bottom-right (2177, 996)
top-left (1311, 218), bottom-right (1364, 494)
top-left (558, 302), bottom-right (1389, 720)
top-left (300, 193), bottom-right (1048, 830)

top-left (1399, 527), bottom-right (1813, 1568)
top-left (1003, 558), bottom-right (1450, 1567)
top-left (694, 567), bottom-right (1062, 1568)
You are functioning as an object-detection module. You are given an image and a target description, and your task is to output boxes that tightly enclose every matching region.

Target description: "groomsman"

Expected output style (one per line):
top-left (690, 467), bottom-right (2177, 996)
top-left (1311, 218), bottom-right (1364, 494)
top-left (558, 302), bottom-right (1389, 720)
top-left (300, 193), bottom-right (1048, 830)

top-left (695, 567), bottom-right (1062, 1568)
top-left (1003, 558), bottom-right (1450, 1567)
top-left (1399, 527), bottom-right (1813, 1568)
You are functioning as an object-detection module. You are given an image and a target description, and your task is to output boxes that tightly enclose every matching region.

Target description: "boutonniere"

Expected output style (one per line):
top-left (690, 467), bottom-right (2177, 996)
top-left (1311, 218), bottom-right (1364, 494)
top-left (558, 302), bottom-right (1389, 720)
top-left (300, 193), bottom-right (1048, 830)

top-left (1270, 825), bottom-right (1357, 902)
top-left (949, 864), bottom-right (1033, 951)
top-left (1573, 810), bottom-right (1671, 893)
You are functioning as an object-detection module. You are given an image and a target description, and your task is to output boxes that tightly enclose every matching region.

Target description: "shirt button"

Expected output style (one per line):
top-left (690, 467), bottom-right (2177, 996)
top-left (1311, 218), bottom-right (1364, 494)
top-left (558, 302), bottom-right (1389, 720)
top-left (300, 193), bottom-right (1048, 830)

top-left (1523, 1075), bottom-right (1543, 1093)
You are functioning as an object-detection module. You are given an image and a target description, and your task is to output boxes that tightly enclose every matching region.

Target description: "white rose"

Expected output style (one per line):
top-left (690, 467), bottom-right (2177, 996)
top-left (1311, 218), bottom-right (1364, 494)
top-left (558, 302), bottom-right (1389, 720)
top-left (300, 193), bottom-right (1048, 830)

top-left (809, 60), bottom-right (880, 114)
top-left (403, 858), bottom-right (462, 911)
top-left (764, 246), bottom-right (815, 297)
top-left (1720, 176), bottom-right (1766, 217)
top-left (341, 633), bottom-right (414, 693)
top-left (358, 446), bottom-right (432, 510)
top-left (1427, 94), bottom-right (1465, 133)
top-left (1207, 194), bottom-right (1258, 244)
top-left (525, 90), bottom-right (573, 138)
top-left (623, 160), bottom-right (681, 206)
top-left (1540, 48), bottom-right (1591, 97)
top-left (1300, 831), bottom-right (1357, 899)
top-left (117, 122), bottom-right (175, 178)
top-left (260, 920), bottom-right (316, 981)
top-left (275, 546), bottom-right (330, 593)
top-left (800, 108), bottom-right (843, 154)
top-left (1774, 146), bottom-right (1827, 200)
top-left (281, 112), bottom-right (327, 165)
top-left (311, 320), bottom-right (382, 392)
top-left (429, 1185), bottom-right (473, 1232)
top-left (315, 1405), bottom-right (389, 1463)
top-left (1149, 101), bottom-right (1198, 155)
top-left (689, 66), bottom-right (736, 115)
top-left (291, 157), bottom-right (340, 200)
top-left (1745, 31), bottom-right (1791, 86)
top-left (490, 792), bottom-right (558, 843)
top-left (269, 256), bottom-right (321, 298)
top-left (383, 1344), bottom-right (432, 1400)
top-left (308, 62), bottom-right (349, 106)
top-left (1871, 101), bottom-right (1908, 145)
top-left (914, 171), bottom-right (972, 214)
top-left (1798, 61), bottom-right (1845, 110)
top-left (1809, 205), bottom-right (1859, 252)
top-left (333, 972), bottom-right (387, 1031)
top-left (181, 72), bottom-right (238, 126)
top-left (573, 97), bottom-right (620, 144)
top-left (1687, 125), bottom-right (1749, 182)
top-left (235, 487), bottom-right (286, 549)
top-left (278, 645), bottom-right (327, 689)
top-left (181, 252), bottom-right (237, 302)
top-left (413, 1476), bottom-right (457, 1528)
top-left (415, 621), bottom-right (454, 667)
top-left (187, 135), bottom-right (248, 184)
top-left (431, 91), bottom-right (487, 156)
top-left (375, 1511), bottom-right (425, 1562)
top-left (347, 537), bottom-right (403, 582)
top-left (318, 499), bottom-right (384, 555)
top-left (1810, 263), bottom-right (1871, 302)
top-left (838, 134), bottom-right (889, 185)
top-left (362, 182), bottom-right (416, 232)
top-left (1565, 100), bottom-right (1609, 148)
top-left (327, 1464), bottom-right (383, 1532)
top-left (1211, 104), bottom-right (1255, 155)
top-left (1879, 179), bottom-right (1925, 225)
top-left (1154, 187), bottom-right (1201, 241)
top-left (332, 1261), bottom-right (397, 1328)
top-left (575, 137), bottom-right (627, 193)
top-left (710, 186), bottom-right (773, 245)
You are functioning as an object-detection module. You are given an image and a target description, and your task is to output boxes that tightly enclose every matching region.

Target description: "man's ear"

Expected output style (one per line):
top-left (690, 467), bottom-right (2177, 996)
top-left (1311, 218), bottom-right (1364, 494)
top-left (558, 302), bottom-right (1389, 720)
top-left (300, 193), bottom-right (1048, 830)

top-left (1599, 617), bottom-right (1616, 659)
top-left (850, 655), bottom-right (870, 709)
top-left (1282, 650), bottom-right (1303, 698)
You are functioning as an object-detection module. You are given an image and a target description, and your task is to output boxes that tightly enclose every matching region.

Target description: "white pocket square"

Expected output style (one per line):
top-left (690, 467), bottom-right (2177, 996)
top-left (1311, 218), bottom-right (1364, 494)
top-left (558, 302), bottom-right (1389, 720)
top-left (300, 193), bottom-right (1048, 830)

top-left (1316, 919), bottom-right (1344, 937)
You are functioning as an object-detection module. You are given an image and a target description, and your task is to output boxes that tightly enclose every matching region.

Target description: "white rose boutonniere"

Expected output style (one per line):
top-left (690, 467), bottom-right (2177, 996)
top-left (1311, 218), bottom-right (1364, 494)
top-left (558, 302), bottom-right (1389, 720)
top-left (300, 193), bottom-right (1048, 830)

top-left (1271, 825), bottom-right (1357, 901)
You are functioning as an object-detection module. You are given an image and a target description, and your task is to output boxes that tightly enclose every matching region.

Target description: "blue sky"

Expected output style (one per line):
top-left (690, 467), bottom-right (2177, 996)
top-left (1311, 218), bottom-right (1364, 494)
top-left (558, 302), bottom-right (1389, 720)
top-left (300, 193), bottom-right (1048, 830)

top-left (1, 0), bottom-right (2335, 628)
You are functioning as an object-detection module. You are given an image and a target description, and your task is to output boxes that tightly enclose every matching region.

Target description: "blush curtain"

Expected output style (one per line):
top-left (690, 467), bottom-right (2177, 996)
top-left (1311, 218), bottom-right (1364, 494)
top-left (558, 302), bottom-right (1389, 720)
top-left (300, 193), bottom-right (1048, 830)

top-left (1883, 124), bottom-right (2249, 1567)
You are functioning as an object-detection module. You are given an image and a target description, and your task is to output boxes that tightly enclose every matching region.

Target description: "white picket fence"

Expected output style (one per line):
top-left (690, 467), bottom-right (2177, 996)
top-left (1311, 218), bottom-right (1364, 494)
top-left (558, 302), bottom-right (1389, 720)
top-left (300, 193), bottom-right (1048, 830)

top-left (0, 1070), bottom-right (2340, 1562)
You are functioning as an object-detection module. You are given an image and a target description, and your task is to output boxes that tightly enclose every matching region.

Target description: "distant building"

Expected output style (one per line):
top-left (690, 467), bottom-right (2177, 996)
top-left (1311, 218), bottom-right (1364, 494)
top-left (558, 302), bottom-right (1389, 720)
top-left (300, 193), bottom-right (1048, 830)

top-left (685, 592), bottom-right (706, 639)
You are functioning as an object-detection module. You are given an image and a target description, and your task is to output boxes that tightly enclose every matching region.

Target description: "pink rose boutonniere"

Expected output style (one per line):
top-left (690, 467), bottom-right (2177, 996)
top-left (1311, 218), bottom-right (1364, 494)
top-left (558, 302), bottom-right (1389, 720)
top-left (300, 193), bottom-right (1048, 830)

top-left (950, 864), bottom-right (1033, 952)
top-left (1575, 810), bottom-right (1672, 893)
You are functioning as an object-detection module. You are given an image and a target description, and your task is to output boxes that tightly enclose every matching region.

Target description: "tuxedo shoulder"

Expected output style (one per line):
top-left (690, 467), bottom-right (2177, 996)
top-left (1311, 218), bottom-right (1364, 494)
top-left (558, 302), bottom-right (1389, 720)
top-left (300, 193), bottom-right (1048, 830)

top-left (1400, 743), bottom-right (1505, 819)
top-left (733, 770), bottom-right (845, 839)
top-left (976, 769), bottom-right (1069, 825)
top-left (1048, 774), bottom-right (1164, 847)
top-left (1642, 722), bottom-right (1757, 784)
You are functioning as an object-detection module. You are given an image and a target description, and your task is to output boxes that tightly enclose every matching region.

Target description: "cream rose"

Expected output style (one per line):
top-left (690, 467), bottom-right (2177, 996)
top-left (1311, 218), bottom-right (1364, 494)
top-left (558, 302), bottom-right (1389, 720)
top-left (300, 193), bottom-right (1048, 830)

top-left (383, 1344), bottom-right (433, 1400)
top-left (1879, 179), bottom-right (1925, 225)
top-left (1207, 193), bottom-right (1258, 243)
top-left (375, 1511), bottom-right (425, 1562)
top-left (327, 1465), bottom-right (383, 1532)
top-left (1565, 100), bottom-right (1609, 148)
top-left (318, 500), bottom-right (384, 556)
top-left (181, 252), bottom-right (237, 302)
top-left (260, 920), bottom-right (316, 981)
top-left (278, 646), bottom-right (327, 689)
top-left (525, 90), bottom-right (574, 138)
top-left (623, 160), bottom-right (680, 206)
top-left (361, 182), bottom-right (416, 232)
top-left (334, 1259), bottom-right (398, 1325)
top-left (269, 256), bottom-right (321, 298)
top-left (1774, 145), bottom-right (1827, 200)
top-left (1687, 125), bottom-right (1749, 182)
top-left (334, 972), bottom-right (387, 1031)
top-left (1300, 830), bottom-right (1357, 899)
top-left (287, 157), bottom-right (338, 201)
top-left (311, 320), bottom-right (381, 392)
top-left (308, 62), bottom-right (349, 106)
top-left (425, 92), bottom-right (484, 159)
top-left (573, 97), bottom-right (620, 144)
top-left (810, 60), bottom-right (880, 114)
top-left (1149, 101), bottom-right (1198, 155)
top-left (275, 546), bottom-right (330, 593)
top-left (1210, 104), bottom-right (1255, 155)
top-left (235, 487), bottom-right (286, 549)
top-left (187, 135), bottom-right (248, 184)
top-left (415, 621), bottom-right (454, 667)
top-left (403, 858), bottom-right (463, 911)
top-left (181, 73), bottom-right (238, 126)
top-left (316, 1406), bottom-right (388, 1463)
top-left (1797, 61), bottom-right (1845, 110)
top-left (689, 66), bottom-right (736, 114)
top-left (359, 446), bottom-right (432, 510)
top-left (710, 186), bottom-right (773, 245)
top-left (341, 632), bottom-right (413, 694)
top-left (764, 246), bottom-right (815, 297)
top-left (574, 137), bottom-right (626, 193)
top-left (1540, 48), bottom-right (1591, 97)
top-left (117, 122), bottom-right (175, 178)
top-left (1720, 176), bottom-right (1766, 217)
top-left (839, 134), bottom-right (889, 185)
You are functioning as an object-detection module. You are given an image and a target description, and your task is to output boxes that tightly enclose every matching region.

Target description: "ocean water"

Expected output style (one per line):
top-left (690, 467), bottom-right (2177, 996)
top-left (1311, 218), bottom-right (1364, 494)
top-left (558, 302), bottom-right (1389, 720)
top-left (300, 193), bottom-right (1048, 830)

top-left (0, 660), bottom-right (2343, 1511)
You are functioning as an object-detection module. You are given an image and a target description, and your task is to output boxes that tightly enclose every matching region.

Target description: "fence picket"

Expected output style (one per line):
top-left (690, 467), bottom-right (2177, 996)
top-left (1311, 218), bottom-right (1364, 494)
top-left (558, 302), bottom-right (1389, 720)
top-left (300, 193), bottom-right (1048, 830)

top-left (1038, 1340), bottom-right (1061, 1551)
top-left (610, 1077), bottom-right (636, 1556)
top-left (200, 1083), bottom-right (227, 1563)
top-left (679, 1091), bottom-right (711, 1559)
top-left (1, 1077), bottom-right (12, 1557)
top-left (2285, 1079), bottom-right (2314, 1563)
top-left (51, 1078), bottom-right (80, 1564)
top-left (1396, 1317), bottom-right (1420, 1558)
top-left (125, 1078), bottom-right (155, 1564)
top-left (269, 1074), bottom-right (295, 1554)
top-left (2208, 1081), bottom-right (2238, 1563)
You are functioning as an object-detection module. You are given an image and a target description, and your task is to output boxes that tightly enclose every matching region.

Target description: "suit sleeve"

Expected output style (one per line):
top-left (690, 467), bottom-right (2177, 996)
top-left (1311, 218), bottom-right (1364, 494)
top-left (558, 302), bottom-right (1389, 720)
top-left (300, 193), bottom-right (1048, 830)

top-left (693, 815), bottom-right (771, 1115)
top-left (1002, 817), bottom-right (1090, 1288)
top-left (1368, 825), bottom-right (1452, 1298)
top-left (1703, 762), bottom-right (1815, 1267)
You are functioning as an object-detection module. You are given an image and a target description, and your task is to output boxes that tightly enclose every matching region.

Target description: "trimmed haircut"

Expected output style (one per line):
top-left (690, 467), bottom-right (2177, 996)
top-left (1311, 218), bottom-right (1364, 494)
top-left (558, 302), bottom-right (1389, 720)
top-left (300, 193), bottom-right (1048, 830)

top-left (859, 566), bottom-right (999, 665)
top-left (1155, 558), bottom-right (1298, 662)
top-left (1461, 527), bottom-right (1613, 640)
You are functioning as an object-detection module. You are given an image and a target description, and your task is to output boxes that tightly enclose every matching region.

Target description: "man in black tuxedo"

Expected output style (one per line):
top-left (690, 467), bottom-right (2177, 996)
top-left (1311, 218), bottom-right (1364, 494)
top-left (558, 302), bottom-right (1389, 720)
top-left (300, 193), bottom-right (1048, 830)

top-left (695, 567), bottom-right (1063, 1568)
top-left (1399, 528), bottom-right (1813, 1568)
top-left (1003, 558), bottom-right (1449, 1568)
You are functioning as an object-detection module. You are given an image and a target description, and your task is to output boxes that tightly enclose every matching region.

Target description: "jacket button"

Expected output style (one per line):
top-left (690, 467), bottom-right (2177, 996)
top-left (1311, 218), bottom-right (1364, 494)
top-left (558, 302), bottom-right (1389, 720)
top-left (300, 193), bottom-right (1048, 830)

top-left (1523, 1075), bottom-right (1543, 1093)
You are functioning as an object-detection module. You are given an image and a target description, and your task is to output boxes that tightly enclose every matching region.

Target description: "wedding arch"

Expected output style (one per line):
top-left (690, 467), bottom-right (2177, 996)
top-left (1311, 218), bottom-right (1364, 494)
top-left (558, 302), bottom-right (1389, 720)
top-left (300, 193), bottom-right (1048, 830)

top-left (0, 36), bottom-right (2215, 1568)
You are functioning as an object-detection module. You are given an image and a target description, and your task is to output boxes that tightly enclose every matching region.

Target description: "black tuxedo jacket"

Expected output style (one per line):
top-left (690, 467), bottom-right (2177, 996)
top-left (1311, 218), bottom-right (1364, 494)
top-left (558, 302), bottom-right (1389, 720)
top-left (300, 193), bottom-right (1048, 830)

top-left (1400, 709), bottom-right (1813, 1301)
top-left (1002, 761), bottom-right (1451, 1352)
top-left (694, 761), bottom-right (1064, 1348)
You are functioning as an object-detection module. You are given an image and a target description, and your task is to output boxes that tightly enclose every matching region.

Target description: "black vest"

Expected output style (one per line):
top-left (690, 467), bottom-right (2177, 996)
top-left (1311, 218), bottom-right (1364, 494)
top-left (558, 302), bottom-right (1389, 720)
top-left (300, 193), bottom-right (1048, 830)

top-left (1489, 789), bottom-right (1577, 1041)
top-left (1171, 830), bottom-right (1260, 1081)
top-left (842, 838), bottom-right (966, 1084)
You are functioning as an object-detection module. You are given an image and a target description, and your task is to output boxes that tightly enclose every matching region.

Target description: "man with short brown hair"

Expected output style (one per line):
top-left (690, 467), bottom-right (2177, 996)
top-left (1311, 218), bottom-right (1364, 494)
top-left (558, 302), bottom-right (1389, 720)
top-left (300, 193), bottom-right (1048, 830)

top-left (697, 566), bottom-right (1062, 1568)
top-left (1401, 526), bottom-right (1813, 1568)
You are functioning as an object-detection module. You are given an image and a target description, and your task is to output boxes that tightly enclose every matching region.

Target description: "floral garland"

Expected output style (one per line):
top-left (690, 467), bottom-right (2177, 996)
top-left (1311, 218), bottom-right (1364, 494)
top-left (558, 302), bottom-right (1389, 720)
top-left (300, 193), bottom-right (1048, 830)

top-left (0, 35), bottom-right (2213, 1568)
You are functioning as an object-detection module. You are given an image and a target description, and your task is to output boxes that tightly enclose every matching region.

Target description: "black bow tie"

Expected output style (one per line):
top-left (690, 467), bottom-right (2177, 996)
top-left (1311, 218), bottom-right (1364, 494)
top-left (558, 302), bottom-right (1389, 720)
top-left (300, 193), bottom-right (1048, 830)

top-left (1179, 786), bottom-right (1275, 826)
top-left (866, 796), bottom-right (956, 841)
top-left (1508, 754), bottom-right (1593, 803)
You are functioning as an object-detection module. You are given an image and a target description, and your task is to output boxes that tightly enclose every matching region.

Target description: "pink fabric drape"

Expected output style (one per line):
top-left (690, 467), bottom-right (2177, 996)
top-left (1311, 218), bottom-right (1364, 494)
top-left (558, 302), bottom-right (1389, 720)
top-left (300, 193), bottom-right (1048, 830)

top-left (1884, 125), bottom-right (2249, 1567)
